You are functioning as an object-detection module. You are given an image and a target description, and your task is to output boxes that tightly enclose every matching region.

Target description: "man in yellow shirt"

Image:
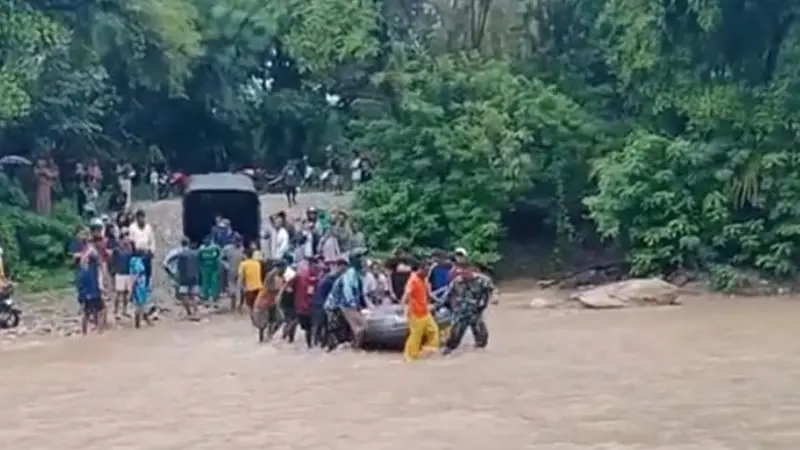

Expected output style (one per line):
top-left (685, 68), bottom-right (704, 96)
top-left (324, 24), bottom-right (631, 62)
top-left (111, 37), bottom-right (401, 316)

top-left (237, 247), bottom-right (263, 313)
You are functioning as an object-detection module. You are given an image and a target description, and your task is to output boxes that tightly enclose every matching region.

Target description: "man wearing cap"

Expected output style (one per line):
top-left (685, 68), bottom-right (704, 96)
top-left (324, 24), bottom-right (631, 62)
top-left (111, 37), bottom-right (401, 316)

top-left (442, 247), bottom-right (493, 354)
top-left (326, 250), bottom-right (369, 348)
top-left (310, 256), bottom-right (347, 346)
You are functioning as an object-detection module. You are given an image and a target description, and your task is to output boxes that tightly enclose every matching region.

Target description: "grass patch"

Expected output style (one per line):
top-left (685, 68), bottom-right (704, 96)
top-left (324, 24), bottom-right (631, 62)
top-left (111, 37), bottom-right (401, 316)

top-left (16, 267), bottom-right (74, 294)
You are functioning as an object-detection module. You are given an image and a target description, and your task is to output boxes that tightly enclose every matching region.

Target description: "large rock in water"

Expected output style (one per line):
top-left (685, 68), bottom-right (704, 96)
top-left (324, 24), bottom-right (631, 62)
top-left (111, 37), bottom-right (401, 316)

top-left (568, 278), bottom-right (680, 309)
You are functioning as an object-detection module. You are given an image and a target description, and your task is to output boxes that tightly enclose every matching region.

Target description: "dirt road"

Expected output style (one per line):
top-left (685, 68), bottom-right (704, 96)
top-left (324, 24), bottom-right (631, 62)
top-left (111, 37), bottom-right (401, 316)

top-left (2, 192), bottom-right (800, 449)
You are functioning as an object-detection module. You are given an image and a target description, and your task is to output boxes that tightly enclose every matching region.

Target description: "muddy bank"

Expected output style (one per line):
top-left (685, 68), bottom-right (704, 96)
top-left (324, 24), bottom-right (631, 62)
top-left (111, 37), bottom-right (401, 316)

top-left (1, 192), bottom-right (352, 344)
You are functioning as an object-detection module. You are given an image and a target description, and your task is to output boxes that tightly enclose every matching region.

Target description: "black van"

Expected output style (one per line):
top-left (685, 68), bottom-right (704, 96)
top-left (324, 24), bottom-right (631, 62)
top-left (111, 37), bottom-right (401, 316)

top-left (182, 173), bottom-right (261, 245)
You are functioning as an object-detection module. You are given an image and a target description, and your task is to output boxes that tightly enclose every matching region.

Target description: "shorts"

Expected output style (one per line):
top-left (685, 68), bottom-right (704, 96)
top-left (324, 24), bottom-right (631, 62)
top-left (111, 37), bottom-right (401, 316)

top-left (176, 285), bottom-right (199, 297)
top-left (80, 296), bottom-right (104, 316)
top-left (114, 275), bottom-right (131, 292)
top-left (242, 289), bottom-right (259, 309)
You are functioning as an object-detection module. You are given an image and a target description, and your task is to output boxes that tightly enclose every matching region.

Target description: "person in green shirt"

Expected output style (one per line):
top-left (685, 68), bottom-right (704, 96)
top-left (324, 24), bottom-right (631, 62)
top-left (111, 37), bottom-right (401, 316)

top-left (198, 235), bottom-right (222, 304)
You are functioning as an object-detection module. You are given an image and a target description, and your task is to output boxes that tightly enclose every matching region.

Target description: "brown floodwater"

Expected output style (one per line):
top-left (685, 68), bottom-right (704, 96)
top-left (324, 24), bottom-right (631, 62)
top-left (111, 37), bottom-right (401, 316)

top-left (3, 294), bottom-right (800, 449)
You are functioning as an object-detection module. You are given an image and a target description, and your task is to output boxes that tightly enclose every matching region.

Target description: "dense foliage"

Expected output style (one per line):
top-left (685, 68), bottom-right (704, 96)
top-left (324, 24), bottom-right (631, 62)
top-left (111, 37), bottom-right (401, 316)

top-left (0, 174), bottom-right (81, 289)
top-left (1, 0), bottom-right (799, 287)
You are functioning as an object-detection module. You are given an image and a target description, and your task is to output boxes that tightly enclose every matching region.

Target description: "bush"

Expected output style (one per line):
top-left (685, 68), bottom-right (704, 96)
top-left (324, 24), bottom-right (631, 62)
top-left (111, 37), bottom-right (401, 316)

top-left (351, 56), bottom-right (601, 264)
top-left (0, 173), bottom-right (81, 289)
top-left (585, 130), bottom-right (800, 290)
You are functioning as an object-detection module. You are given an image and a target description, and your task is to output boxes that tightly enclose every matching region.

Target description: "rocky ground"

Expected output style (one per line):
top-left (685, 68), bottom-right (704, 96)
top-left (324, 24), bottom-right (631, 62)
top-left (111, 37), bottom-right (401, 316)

top-left (1, 190), bottom-right (352, 344)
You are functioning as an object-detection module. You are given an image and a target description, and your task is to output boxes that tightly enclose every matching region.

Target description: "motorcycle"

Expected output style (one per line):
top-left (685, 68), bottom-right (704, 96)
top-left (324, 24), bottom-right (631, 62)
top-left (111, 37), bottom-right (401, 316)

top-left (0, 284), bottom-right (21, 329)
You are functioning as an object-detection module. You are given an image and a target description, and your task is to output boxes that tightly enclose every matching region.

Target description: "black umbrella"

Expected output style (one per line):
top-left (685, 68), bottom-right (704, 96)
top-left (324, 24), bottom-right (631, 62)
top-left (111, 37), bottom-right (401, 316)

top-left (0, 155), bottom-right (31, 166)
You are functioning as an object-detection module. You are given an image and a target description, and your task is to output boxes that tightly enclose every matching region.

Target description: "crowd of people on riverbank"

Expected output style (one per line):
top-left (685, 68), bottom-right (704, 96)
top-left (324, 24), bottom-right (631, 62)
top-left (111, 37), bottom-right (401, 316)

top-left (66, 201), bottom-right (493, 361)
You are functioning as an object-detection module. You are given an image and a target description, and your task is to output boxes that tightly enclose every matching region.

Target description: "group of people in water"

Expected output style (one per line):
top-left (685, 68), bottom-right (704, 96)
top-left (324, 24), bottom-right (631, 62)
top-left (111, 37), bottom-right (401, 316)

top-left (161, 207), bottom-right (494, 360)
top-left (69, 203), bottom-right (494, 361)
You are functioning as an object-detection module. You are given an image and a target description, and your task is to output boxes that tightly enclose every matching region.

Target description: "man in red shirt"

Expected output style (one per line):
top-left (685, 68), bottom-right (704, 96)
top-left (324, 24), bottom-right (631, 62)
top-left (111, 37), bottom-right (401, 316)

top-left (285, 255), bottom-right (319, 347)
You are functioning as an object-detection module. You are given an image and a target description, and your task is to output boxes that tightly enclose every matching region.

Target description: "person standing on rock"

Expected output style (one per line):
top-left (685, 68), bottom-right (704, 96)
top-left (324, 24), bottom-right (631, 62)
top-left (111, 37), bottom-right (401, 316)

top-left (198, 235), bottom-right (222, 305)
top-left (129, 209), bottom-right (156, 289)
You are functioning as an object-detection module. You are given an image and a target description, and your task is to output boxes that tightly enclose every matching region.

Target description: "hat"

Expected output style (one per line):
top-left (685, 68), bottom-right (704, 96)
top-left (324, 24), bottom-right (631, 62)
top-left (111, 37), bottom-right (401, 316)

top-left (89, 218), bottom-right (104, 228)
top-left (454, 247), bottom-right (468, 257)
top-left (307, 206), bottom-right (317, 213)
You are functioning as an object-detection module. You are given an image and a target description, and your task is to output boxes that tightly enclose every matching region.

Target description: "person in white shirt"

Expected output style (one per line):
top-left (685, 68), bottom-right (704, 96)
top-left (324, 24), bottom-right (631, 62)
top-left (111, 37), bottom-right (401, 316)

top-left (350, 155), bottom-right (362, 188)
top-left (129, 209), bottom-right (156, 287)
top-left (117, 162), bottom-right (135, 210)
top-left (263, 211), bottom-right (290, 261)
top-left (149, 168), bottom-right (159, 200)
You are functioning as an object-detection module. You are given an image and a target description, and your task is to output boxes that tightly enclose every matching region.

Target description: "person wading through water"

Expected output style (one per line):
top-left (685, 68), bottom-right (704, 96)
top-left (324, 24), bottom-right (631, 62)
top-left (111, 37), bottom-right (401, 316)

top-left (442, 269), bottom-right (493, 355)
top-left (253, 259), bottom-right (287, 342)
top-left (386, 247), bottom-right (412, 304)
top-left (427, 249), bottom-right (452, 302)
top-left (197, 235), bottom-right (222, 305)
top-left (278, 258), bottom-right (298, 341)
top-left (238, 247), bottom-right (263, 314)
top-left (402, 256), bottom-right (440, 361)
top-left (283, 254), bottom-right (318, 347)
top-left (328, 250), bottom-right (370, 348)
top-left (310, 257), bottom-right (347, 347)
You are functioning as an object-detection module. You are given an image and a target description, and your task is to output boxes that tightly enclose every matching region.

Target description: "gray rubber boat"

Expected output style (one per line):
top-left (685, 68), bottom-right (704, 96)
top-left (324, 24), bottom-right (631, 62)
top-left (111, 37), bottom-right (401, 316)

top-left (361, 304), bottom-right (453, 350)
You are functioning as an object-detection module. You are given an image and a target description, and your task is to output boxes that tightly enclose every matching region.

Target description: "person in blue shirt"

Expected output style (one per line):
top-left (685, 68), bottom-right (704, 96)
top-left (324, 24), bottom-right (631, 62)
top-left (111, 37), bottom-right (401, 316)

top-left (427, 249), bottom-right (452, 302)
top-left (76, 236), bottom-right (105, 335)
top-left (325, 249), bottom-right (370, 348)
top-left (310, 257), bottom-right (347, 347)
top-left (210, 216), bottom-right (234, 247)
top-left (129, 249), bottom-right (152, 328)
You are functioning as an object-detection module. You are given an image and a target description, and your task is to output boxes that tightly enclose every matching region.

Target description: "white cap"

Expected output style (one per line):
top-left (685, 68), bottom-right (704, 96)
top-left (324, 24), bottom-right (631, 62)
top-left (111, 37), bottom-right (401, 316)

top-left (454, 247), bottom-right (468, 257)
top-left (89, 218), bottom-right (104, 228)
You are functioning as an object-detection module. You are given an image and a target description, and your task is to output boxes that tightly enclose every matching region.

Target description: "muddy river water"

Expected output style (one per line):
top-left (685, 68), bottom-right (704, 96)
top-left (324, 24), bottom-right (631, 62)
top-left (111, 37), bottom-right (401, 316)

top-left (3, 294), bottom-right (800, 449)
top-left (3, 192), bottom-right (800, 449)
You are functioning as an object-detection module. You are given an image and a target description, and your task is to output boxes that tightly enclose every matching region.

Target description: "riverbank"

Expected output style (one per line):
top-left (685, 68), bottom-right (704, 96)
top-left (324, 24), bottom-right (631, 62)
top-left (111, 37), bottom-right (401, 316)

top-left (1, 191), bottom-right (352, 344)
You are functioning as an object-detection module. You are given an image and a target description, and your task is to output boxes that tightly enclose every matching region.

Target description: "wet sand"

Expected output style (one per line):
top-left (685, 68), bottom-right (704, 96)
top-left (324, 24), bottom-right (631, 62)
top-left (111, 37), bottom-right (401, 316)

top-left (3, 295), bottom-right (800, 449)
